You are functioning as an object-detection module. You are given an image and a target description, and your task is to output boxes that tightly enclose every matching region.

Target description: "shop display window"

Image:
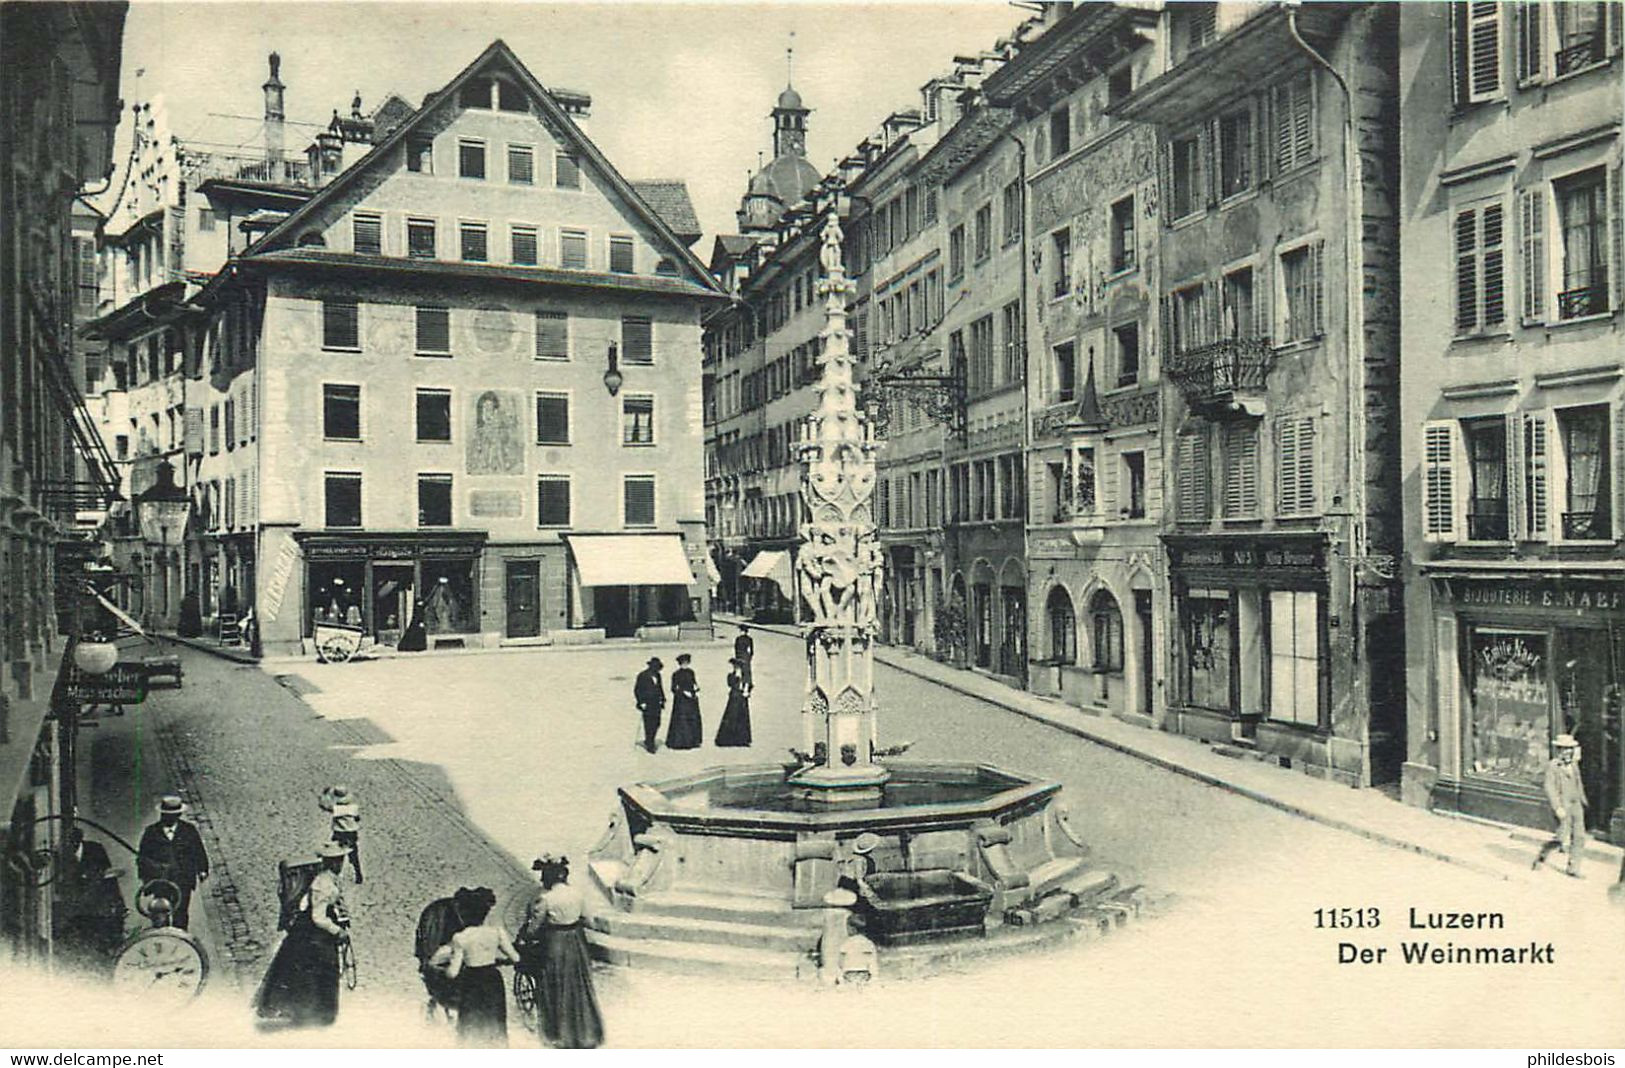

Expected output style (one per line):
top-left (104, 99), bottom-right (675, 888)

top-left (309, 561), bottom-right (365, 634)
top-left (421, 559), bottom-right (478, 634)
top-left (1184, 590), bottom-right (1232, 711)
top-left (1466, 627), bottom-right (1550, 786)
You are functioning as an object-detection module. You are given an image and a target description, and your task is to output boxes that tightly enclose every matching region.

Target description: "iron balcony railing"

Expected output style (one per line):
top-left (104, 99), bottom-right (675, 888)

top-left (1557, 281), bottom-right (1608, 320)
top-left (1166, 336), bottom-right (1274, 406)
top-left (1467, 508), bottom-right (1509, 542)
top-left (1555, 35), bottom-right (1605, 76)
top-left (1561, 510), bottom-right (1612, 541)
top-left (183, 149), bottom-right (313, 187)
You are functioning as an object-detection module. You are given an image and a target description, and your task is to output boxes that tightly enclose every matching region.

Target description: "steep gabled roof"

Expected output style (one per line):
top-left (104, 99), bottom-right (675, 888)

top-left (249, 39), bottom-right (721, 295)
top-left (630, 180), bottom-right (703, 246)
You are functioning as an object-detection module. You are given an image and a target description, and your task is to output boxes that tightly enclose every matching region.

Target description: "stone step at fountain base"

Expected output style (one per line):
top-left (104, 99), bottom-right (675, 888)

top-left (587, 930), bottom-right (815, 981)
top-left (591, 908), bottom-right (823, 954)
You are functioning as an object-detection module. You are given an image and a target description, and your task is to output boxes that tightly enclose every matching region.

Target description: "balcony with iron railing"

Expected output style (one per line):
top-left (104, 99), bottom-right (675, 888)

top-left (1466, 507), bottom-right (1509, 542)
top-left (1561, 510), bottom-right (1612, 541)
top-left (1557, 279), bottom-right (1609, 321)
top-left (1554, 34), bottom-right (1606, 77)
top-left (182, 148), bottom-right (314, 188)
top-left (1166, 336), bottom-right (1274, 415)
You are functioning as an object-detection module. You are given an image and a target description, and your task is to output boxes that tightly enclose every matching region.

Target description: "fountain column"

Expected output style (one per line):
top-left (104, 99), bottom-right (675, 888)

top-left (788, 210), bottom-right (889, 806)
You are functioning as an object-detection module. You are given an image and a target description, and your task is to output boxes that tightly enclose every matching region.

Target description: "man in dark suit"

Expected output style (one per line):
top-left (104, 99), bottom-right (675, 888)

top-left (136, 794), bottom-right (210, 929)
top-left (57, 826), bottom-right (124, 967)
top-left (733, 627), bottom-right (755, 694)
top-left (634, 657), bottom-right (666, 753)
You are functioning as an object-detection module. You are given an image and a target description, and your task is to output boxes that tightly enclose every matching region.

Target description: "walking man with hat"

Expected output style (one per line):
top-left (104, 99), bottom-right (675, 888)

top-left (634, 657), bottom-right (666, 753)
top-left (136, 795), bottom-right (210, 929)
top-left (1533, 733), bottom-right (1588, 877)
top-left (320, 784), bottom-right (363, 884)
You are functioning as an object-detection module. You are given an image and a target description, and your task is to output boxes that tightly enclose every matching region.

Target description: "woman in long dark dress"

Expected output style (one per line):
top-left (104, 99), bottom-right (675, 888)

top-left (664, 652), bottom-right (702, 750)
top-left (397, 598), bottom-right (427, 652)
top-left (444, 887), bottom-right (518, 1047)
top-left (714, 658), bottom-right (753, 747)
top-left (521, 856), bottom-right (604, 1049)
top-left (253, 843), bottom-right (348, 1027)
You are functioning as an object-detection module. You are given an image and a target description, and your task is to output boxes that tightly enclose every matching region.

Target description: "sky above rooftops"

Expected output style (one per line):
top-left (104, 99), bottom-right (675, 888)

top-left (114, 1), bottom-right (1026, 244)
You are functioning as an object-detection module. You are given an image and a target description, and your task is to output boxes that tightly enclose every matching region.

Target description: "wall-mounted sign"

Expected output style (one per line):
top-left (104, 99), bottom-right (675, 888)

top-left (1438, 576), bottom-right (1625, 619)
top-left (65, 663), bottom-right (148, 704)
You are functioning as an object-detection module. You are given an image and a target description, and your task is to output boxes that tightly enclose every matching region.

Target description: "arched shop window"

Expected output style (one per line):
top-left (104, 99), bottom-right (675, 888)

top-left (1047, 586), bottom-right (1076, 666)
top-left (1091, 590), bottom-right (1124, 673)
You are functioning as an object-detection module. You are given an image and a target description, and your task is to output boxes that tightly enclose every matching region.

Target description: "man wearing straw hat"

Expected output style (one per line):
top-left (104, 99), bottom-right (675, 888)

top-left (136, 794), bottom-right (210, 929)
top-left (1533, 734), bottom-right (1587, 877)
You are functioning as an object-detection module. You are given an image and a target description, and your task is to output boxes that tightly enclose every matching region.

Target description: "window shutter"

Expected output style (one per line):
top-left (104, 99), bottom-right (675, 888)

top-left (184, 407), bottom-right (204, 456)
top-left (1455, 208), bottom-right (1480, 333)
top-left (1292, 74), bottom-right (1314, 164)
top-left (1159, 294), bottom-right (1172, 358)
top-left (1257, 89), bottom-right (1274, 182)
top-left (238, 473), bottom-right (249, 526)
top-left (1178, 431), bottom-right (1209, 521)
top-left (1522, 411), bottom-right (1548, 541)
top-left (1610, 161), bottom-right (1622, 311)
top-left (1449, 2), bottom-right (1467, 107)
top-left (1467, 2), bottom-right (1502, 101)
top-left (1310, 240), bottom-right (1326, 336)
top-left (1158, 140), bottom-right (1173, 224)
top-left (1520, 187), bottom-right (1546, 322)
top-left (1516, 0), bottom-right (1543, 83)
top-left (535, 310), bottom-right (568, 359)
top-left (247, 379), bottom-right (257, 441)
top-left (1615, 399), bottom-right (1625, 542)
top-left (1253, 259), bottom-right (1271, 340)
top-left (1610, 0), bottom-right (1623, 56)
top-left (1505, 411), bottom-right (1524, 539)
top-left (1274, 81), bottom-right (1295, 172)
top-left (1224, 422), bottom-right (1259, 518)
top-left (1276, 418), bottom-right (1298, 516)
top-left (1482, 203), bottom-right (1505, 327)
top-left (1203, 117), bottom-right (1220, 208)
top-left (1295, 415), bottom-right (1316, 514)
top-left (1423, 420), bottom-right (1458, 540)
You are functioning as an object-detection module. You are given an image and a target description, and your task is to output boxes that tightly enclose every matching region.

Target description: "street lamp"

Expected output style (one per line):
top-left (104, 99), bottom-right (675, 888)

top-left (133, 460), bottom-right (189, 627)
top-left (603, 342), bottom-right (624, 397)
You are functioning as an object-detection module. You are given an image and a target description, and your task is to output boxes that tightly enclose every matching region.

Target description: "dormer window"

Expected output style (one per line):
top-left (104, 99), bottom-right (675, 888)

top-left (497, 79), bottom-right (527, 112)
top-left (459, 77), bottom-right (492, 109)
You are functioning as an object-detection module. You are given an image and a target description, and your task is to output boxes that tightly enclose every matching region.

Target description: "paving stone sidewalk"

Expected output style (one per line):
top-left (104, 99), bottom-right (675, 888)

top-left (721, 615), bottom-right (1624, 882)
top-left (129, 643), bottom-right (538, 1020)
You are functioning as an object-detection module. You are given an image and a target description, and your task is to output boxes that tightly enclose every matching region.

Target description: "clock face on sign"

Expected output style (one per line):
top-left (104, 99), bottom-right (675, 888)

top-left (111, 929), bottom-right (210, 999)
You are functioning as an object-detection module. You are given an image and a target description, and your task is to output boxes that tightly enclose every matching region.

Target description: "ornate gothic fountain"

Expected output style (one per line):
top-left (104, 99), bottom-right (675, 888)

top-left (586, 212), bottom-right (1133, 979)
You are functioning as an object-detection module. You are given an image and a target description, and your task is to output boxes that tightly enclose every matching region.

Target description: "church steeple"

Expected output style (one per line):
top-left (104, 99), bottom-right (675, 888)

top-left (736, 37), bottom-right (820, 234)
top-left (772, 34), bottom-right (809, 159)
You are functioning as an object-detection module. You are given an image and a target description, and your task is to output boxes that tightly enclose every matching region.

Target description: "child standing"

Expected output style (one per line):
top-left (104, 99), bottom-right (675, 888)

top-left (320, 784), bottom-right (364, 883)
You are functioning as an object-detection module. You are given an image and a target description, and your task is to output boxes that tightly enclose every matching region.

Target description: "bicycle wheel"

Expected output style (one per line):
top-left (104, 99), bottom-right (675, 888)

top-left (511, 968), bottom-right (538, 1032)
top-left (340, 940), bottom-right (358, 990)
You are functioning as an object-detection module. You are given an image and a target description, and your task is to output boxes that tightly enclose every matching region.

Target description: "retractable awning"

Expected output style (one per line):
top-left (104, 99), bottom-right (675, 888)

top-left (741, 550), bottom-right (786, 579)
top-left (566, 534), bottom-right (695, 588)
top-left (704, 555), bottom-right (722, 588)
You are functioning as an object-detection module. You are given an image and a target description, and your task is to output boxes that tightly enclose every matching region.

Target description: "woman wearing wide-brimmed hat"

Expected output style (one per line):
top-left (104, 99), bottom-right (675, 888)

top-left (253, 841), bottom-right (351, 1027)
top-left (715, 657), bottom-right (753, 748)
top-left (519, 855), bottom-right (603, 1048)
top-left (664, 652), bottom-right (703, 750)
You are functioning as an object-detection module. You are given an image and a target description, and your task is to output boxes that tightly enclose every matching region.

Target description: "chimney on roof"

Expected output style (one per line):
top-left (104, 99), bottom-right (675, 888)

top-left (263, 52), bottom-right (286, 164)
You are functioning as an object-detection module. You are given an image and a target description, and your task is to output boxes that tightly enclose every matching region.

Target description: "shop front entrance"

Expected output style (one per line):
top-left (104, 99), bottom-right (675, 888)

top-left (505, 561), bottom-right (540, 638)
top-left (1431, 571), bottom-right (1624, 840)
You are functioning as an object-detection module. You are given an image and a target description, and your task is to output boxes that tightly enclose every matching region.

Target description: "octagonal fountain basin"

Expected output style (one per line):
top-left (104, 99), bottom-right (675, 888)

top-left (585, 761), bottom-right (1123, 978)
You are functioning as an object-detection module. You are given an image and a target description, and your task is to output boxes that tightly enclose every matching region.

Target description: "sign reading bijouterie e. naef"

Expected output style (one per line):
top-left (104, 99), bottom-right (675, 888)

top-left (1438, 576), bottom-right (1625, 619)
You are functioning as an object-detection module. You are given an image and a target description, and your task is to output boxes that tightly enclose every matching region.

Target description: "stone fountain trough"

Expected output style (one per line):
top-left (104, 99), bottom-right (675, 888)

top-left (585, 760), bottom-right (1120, 977)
